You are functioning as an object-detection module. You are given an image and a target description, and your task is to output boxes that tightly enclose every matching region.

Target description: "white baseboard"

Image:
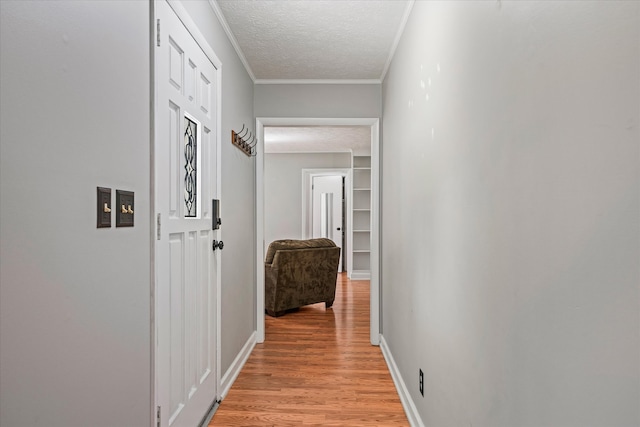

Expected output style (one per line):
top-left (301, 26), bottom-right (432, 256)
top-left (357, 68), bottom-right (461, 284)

top-left (349, 270), bottom-right (371, 280)
top-left (219, 331), bottom-right (256, 400)
top-left (379, 335), bottom-right (424, 427)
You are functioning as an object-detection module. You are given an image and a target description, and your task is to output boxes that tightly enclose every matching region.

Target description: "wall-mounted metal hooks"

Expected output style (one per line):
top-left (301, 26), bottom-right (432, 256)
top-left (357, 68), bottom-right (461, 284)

top-left (231, 124), bottom-right (256, 157)
top-left (238, 125), bottom-right (249, 139)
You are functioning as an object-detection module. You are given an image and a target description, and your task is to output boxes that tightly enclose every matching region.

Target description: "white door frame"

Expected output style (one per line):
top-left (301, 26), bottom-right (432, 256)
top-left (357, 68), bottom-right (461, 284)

top-left (302, 169), bottom-right (351, 271)
top-left (256, 118), bottom-right (380, 346)
top-left (152, 0), bottom-right (223, 421)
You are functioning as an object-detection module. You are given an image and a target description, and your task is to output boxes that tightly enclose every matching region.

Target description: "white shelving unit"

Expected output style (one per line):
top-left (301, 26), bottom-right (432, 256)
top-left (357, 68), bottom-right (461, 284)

top-left (349, 155), bottom-right (371, 279)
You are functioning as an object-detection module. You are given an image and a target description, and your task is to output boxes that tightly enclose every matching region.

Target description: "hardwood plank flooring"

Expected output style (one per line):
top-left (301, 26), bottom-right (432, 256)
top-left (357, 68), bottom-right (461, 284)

top-left (210, 273), bottom-right (409, 426)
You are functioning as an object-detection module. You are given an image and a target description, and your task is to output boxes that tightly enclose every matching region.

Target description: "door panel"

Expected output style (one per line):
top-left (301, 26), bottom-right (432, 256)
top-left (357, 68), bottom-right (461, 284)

top-left (312, 175), bottom-right (343, 270)
top-left (156, 1), bottom-right (219, 426)
top-left (168, 234), bottom-right (184, 419)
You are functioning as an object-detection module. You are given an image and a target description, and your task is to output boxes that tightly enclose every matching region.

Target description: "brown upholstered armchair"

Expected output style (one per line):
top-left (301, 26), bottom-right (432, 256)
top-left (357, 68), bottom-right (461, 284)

top-left (264, 238), bottom-right (341, 317)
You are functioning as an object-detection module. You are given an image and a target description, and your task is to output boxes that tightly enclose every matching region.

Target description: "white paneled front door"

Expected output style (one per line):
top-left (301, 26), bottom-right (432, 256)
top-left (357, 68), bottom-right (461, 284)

top-left (155, 1), bottom-right (220, 426)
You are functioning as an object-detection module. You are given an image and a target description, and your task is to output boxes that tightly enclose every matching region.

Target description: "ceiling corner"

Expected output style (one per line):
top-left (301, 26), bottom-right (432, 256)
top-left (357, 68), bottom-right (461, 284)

top-left (379, 0), bottom-right (416, 82)
top-left (207, 0), bottom-right (256, 82)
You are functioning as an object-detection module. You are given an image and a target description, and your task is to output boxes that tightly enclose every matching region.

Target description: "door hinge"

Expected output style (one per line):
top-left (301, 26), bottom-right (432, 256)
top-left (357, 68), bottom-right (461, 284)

top-left (157, 213), bottom-right (161, 240)
top-left (156, 406), bottom-right (161, 427)
top-left (156, 19), bottom-right (161, 47)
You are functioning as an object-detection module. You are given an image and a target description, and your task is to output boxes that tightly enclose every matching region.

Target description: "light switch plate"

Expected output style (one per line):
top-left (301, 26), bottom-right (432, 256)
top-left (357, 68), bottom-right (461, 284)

top-left (116, 190), bottom-right (134, 228)
top-left (97, 187), bottom-right (111, 228)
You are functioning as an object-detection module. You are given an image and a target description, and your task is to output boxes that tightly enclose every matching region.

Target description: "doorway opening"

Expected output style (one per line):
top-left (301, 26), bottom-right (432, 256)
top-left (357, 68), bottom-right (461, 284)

top-left (302, 169), bottom-right (351, 272)
top-left (255, 118), bottom-right (380, 346)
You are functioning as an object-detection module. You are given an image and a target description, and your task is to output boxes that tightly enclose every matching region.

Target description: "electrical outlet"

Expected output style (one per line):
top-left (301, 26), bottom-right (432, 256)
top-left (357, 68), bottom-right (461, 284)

top-left (419, 369), bottom-right (424, 397)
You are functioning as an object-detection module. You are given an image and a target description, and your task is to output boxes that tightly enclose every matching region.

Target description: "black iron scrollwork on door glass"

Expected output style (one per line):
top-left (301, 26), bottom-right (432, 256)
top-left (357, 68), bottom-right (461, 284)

top-left (184, 116), bottom-right (197, 217)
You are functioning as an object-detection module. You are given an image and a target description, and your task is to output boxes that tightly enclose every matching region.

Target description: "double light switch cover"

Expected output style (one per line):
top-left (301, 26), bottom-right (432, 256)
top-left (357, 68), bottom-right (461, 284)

top-left (97, 187), bottom-right (134, 228)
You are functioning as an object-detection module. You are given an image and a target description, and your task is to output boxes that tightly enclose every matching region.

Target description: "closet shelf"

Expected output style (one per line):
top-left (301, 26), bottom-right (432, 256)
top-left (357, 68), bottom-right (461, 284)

top-left (350, 154), bottom-right (371, 278)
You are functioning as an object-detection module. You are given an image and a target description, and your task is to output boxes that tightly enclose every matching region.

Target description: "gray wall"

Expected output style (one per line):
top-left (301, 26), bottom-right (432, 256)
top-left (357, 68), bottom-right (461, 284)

top-left (0, 1), bottom-right (256, 425)
top-left (0, 1), bottom-right (151, 426)
top-left (179, 1), bottom-right (256, 377)
top-left (264, 153), bottom-right (350, 246)
top-left (381, 1), bottom-right (639, 426)
top-left (255, 84), bottom-right (381, 118)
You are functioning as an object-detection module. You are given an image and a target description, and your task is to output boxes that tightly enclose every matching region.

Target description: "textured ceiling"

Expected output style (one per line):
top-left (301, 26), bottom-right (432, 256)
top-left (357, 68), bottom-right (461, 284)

top-left (215, 0), bottom-right (411, 81)
top-left (264, 126), bottom-right (371, 153)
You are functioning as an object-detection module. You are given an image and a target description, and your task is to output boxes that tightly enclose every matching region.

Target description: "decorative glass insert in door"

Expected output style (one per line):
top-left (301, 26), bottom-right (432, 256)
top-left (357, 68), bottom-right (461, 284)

top-left (184, 116), bottom-right (197, 217)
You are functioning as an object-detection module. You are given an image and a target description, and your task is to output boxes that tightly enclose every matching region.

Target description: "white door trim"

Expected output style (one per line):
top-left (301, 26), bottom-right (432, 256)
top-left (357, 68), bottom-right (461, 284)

top-left (301, 168), bottom-right (351, 271)
top-left (255, 118), bottom-right (381, 346)
top-left (302, 168), bottom-right (351, 240)
top-left (152, 1), bottom-right (224, 421)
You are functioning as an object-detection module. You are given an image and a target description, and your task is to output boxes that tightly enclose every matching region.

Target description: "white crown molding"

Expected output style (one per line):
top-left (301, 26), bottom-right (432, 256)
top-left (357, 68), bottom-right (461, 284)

top-left (257, 117), bottom-right (379, 126)
top-left (255, 79), bottom-right (382, 85)
top-left (207, 0), bottom-right (256, 82)
top-left (265, 150), bottom-right (353, 155)
top-left (380, 0), bottom-right (415, 82)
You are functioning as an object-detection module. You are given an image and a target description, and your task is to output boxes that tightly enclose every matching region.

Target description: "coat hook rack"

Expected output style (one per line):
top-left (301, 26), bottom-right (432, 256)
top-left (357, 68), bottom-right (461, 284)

top-left (231, 124), bottom-right (257, 157)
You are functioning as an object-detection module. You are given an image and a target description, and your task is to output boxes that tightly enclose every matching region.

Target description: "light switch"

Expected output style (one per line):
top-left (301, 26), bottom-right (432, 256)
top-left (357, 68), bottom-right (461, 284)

top-left (97, 187), bottom-right (111, 228)
top-left (116, 190), bottom-right (134, 227)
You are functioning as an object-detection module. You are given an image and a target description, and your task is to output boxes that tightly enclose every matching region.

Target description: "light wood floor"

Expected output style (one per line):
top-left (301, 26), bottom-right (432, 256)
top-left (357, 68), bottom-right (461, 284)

top-left (210, 273), bottom-right (409, 426)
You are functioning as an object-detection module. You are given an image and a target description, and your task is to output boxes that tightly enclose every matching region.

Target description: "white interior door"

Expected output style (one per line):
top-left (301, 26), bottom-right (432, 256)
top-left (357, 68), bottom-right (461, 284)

top-left (155, 1), bottom-right (219, 426)
top-left (312, 175), bottom-right (343, 270)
